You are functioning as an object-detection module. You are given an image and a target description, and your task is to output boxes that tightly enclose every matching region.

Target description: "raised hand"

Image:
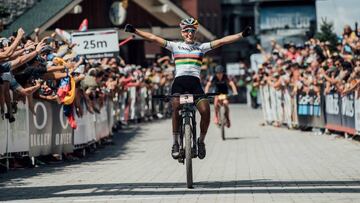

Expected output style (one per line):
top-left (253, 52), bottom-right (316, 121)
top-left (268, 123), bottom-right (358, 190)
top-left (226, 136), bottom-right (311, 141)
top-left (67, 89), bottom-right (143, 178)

top-left (124, 24), bottom-right (136, 33)
top-left (241, 26), bottom-right (252, 37)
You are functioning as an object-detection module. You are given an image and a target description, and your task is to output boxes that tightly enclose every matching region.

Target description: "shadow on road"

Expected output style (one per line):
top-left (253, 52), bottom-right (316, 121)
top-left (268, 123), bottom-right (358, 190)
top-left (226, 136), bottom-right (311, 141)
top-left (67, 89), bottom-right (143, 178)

top-left (1, 180), bottom-right (360, 201)
top-left (0, 125), bottom-right (147, 187)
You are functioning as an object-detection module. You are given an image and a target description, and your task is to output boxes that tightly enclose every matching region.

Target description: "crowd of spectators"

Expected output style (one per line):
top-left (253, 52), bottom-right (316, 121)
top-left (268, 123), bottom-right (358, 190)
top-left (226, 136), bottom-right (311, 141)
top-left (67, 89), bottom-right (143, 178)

top-left (252, 24), bottom-right (360, 111)
top-left (0, 27), bottom-right (177, 127)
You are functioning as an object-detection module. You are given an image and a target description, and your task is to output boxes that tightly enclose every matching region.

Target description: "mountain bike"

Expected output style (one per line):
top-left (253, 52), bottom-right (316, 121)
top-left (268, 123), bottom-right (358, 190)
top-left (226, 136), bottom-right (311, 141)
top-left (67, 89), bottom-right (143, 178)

top-left (153, 93), bottom-right (217, 188)
top-left (217, 94), bottom-right (228, 140)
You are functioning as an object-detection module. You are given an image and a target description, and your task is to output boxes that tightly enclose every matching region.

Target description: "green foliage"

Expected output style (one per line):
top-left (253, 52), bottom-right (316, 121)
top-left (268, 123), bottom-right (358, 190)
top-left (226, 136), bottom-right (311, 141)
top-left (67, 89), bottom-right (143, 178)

top-left (315, 18), bottom-right (338, 52)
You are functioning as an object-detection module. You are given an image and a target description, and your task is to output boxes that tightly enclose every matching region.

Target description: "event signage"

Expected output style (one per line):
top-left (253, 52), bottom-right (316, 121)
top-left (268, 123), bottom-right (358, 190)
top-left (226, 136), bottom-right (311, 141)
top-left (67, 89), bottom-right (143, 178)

top-left (72, 29), bottom-right (119, 59)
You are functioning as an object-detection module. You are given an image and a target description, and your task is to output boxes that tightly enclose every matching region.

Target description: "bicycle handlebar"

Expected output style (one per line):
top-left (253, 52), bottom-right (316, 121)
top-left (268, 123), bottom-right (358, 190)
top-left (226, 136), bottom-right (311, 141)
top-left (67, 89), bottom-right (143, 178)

top-left (152, 93), bottom-right (219, 100)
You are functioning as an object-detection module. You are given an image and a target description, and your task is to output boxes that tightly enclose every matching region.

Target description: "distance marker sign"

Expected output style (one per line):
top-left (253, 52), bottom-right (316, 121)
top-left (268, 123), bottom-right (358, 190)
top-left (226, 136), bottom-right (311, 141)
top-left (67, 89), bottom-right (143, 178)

top-left (72, 29), bottom-right (119, 59)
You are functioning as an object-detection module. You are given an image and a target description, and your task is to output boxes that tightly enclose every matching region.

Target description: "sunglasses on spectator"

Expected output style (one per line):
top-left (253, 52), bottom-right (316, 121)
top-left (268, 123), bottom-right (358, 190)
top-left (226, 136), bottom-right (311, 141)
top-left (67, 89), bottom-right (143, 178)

top-left (182, 29), bottom-right (196, 34)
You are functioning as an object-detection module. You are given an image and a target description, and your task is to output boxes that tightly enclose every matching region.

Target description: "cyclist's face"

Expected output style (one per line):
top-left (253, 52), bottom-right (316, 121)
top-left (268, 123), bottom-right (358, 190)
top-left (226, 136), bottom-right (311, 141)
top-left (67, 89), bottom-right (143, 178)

top-left (181, 28), bottom-right (196, 43)
top-left (216, 72), bottom-right (224, 79)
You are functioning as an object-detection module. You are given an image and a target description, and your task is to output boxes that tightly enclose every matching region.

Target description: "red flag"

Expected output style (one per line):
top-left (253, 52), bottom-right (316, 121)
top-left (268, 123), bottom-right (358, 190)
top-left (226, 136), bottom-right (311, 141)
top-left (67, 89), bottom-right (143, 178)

top-left (78, 18), bottom-right (88, 32)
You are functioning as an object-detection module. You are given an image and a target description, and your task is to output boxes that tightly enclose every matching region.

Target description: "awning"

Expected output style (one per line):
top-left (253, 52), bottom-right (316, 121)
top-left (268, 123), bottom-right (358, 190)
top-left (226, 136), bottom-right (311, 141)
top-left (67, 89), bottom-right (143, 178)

top-left (132, 0), bottom-right (217, 40)
top-left (0, 0), bottom-right (82, 37)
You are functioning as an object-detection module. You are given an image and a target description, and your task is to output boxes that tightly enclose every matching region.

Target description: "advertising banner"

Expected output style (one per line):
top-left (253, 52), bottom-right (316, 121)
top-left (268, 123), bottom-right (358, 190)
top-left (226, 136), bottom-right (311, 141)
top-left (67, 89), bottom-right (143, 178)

top-left (297, 92), bottom-right (325, 128)
top-left (95, 105), bottom-right (110, 141)
top-left (340, 93), bottom-right (356, 134)
top-left (355, 91), bottom-right (360, 133)
top-left (7, 101), bottom-right (29, 153)
top-left (325, 93), bottom-right (342, 131)
top-left (74, 102), bottom-right (96, 147)
top-left (0, 117), bottom-right (8, 155)
top-left (29, 100), bottom-right (53, 157)
top-left (51, 104), bottom-right (73, 154)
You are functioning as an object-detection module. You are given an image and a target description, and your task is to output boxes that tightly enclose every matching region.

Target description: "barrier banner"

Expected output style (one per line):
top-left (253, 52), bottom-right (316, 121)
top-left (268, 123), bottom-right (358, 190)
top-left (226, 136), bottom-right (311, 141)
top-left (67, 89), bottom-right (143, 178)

top-left (261, 85), bottom-right (273, 123)
top-left (355, 91), bottom-right (360, 133)
top-left (291, 95), bottom-right (299, 127)
top-left (29, 100), bottom-right (53, 156)
top-left (0, 116), bottom-right (7, 155)
top-left (325, 93), bottom-right (342, 131)
top-left (95, 104), bottom-right (110, 141)
top-left (107, 100), bottom-right (115, 131)
top-left (7, 101), bottom-right (29, 153)
top-left (340, 93), bottom-right (356, 134)
top-left (51, 104), bottom-right (73, 154)
top-left (74, 102), bottom-right (96, 147)
top-left (297, 92), bottom-right (325, 128)
top-left (283, 88), bottom-right (292, 127)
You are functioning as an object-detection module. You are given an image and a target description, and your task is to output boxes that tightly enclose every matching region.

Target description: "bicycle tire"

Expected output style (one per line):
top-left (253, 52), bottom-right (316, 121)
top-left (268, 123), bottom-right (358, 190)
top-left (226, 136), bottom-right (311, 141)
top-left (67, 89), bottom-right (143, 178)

top-left (184, 123), bottom-right (193, 188)
top-left (219, 107), bottom-right (225, 140)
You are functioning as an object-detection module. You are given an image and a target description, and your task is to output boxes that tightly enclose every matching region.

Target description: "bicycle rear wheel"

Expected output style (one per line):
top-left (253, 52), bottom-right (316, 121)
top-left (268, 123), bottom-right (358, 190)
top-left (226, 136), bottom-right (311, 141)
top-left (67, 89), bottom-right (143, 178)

top-left (184, 123), bottom-right (193, 188)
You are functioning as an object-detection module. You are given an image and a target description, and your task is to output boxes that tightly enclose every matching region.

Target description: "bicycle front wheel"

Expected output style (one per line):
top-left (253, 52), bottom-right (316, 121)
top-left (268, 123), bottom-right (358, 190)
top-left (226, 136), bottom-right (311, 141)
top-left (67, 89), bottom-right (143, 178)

top-left (184, 123), bottom-right (193, 188)
top-left (219, 107), bottom-right (225, 140)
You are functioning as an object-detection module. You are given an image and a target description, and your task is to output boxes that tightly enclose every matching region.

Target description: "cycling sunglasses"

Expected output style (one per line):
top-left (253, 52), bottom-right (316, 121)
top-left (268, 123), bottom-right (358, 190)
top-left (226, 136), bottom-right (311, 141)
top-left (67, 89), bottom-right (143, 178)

top-left (182, 28), bottom-right (197, 34)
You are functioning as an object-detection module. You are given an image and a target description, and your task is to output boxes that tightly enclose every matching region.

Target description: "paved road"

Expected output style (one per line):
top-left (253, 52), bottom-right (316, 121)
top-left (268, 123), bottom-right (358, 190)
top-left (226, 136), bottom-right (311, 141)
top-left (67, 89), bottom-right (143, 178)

top-left (1, 105), bottom-right (360, 202)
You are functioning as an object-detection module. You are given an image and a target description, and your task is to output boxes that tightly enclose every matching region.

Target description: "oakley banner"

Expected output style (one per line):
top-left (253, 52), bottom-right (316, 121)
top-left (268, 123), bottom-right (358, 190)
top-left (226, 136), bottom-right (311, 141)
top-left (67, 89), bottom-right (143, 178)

top-left (29, 100), bottom-right (53, 156)
top-left (51, 104), bottom-right (74, 154)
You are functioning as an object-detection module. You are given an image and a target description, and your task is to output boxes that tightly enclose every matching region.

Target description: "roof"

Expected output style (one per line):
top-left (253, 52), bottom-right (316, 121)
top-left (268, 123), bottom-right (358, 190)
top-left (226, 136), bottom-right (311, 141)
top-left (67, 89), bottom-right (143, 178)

top-left (1, 0), bottom-right (76, 37)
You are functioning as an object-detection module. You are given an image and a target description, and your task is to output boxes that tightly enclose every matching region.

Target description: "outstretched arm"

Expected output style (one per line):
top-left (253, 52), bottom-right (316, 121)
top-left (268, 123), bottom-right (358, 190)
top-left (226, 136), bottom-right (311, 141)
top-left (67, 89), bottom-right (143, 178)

top-left (125, 24), bottom-right (166, 47)
top-left (204, 81), bottom-right (212, 93)
top-left (228, 80), bottom-right (238, 95)
top-left (211, 26), bottom-right (251, 49)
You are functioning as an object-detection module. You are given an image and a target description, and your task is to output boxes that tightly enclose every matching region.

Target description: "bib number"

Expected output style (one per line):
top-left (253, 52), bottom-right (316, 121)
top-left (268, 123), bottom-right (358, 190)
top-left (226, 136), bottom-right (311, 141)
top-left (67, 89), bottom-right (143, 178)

top-left (179, 94), bottom-right (194, 104)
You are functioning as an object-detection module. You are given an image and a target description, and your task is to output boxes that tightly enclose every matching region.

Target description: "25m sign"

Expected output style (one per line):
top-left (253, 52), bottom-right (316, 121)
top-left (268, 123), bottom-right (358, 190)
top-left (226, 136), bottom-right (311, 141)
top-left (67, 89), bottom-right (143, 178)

top-left (72, 30), bottom-right (119, 59)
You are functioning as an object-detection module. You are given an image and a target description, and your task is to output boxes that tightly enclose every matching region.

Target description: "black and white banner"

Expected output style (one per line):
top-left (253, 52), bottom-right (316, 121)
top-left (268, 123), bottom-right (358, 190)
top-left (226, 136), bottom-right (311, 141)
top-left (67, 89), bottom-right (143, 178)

top-left (325, 92), bottom-right (356, 134)
top-left (29, 100), bottom-right (74, 157)
top-left (51, 104), bottom-right (73, 155)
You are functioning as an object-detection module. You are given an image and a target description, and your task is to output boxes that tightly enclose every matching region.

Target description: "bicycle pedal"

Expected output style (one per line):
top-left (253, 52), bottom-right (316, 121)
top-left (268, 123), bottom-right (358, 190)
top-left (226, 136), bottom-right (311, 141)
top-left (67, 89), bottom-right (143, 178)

top-left (178, 158), bottom-right (184, 164)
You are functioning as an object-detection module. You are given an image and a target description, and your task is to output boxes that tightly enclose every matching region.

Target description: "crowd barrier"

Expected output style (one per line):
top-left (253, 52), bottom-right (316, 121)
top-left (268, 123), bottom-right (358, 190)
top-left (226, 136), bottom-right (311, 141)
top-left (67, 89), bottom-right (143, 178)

top-left (0, 85), bottom-right (171, 169)
top-left (260, 85), bottom-right (360, 135)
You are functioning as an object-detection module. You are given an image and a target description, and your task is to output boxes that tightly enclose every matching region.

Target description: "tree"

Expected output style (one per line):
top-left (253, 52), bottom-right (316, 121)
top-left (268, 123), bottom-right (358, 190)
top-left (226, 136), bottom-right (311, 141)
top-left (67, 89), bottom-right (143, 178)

top-left (315, 18), bottom-right (338, 52)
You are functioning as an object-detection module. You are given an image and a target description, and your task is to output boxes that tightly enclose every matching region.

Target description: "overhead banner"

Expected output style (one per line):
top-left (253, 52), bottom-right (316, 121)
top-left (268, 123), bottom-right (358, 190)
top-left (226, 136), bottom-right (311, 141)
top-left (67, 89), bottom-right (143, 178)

top-left (72, 29), bottom-right (119, 59)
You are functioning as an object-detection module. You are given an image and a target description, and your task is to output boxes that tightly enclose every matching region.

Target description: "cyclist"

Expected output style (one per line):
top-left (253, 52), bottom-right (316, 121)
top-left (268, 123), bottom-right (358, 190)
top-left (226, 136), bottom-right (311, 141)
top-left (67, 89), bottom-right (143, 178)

top-left (125, 18), bottom-right (251, 160)
top-left (204, 65), bottom-right (238, 128)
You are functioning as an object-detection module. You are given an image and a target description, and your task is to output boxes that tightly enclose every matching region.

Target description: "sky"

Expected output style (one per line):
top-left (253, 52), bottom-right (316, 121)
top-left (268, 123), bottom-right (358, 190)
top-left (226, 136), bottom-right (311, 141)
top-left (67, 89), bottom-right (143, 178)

top-left (316, 0), bottom-right (360, 35)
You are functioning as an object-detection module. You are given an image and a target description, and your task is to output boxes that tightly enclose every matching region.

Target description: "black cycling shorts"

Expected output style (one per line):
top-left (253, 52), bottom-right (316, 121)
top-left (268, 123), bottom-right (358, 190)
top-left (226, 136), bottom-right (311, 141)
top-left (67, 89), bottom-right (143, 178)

top-left (171, 75), bottom-right (204, 95)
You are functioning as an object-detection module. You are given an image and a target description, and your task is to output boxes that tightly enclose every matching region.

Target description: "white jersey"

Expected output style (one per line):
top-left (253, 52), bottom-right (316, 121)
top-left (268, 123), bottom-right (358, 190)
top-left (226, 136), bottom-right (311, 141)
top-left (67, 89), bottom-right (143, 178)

top-left (164, 41), bottom-right (212, 78)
